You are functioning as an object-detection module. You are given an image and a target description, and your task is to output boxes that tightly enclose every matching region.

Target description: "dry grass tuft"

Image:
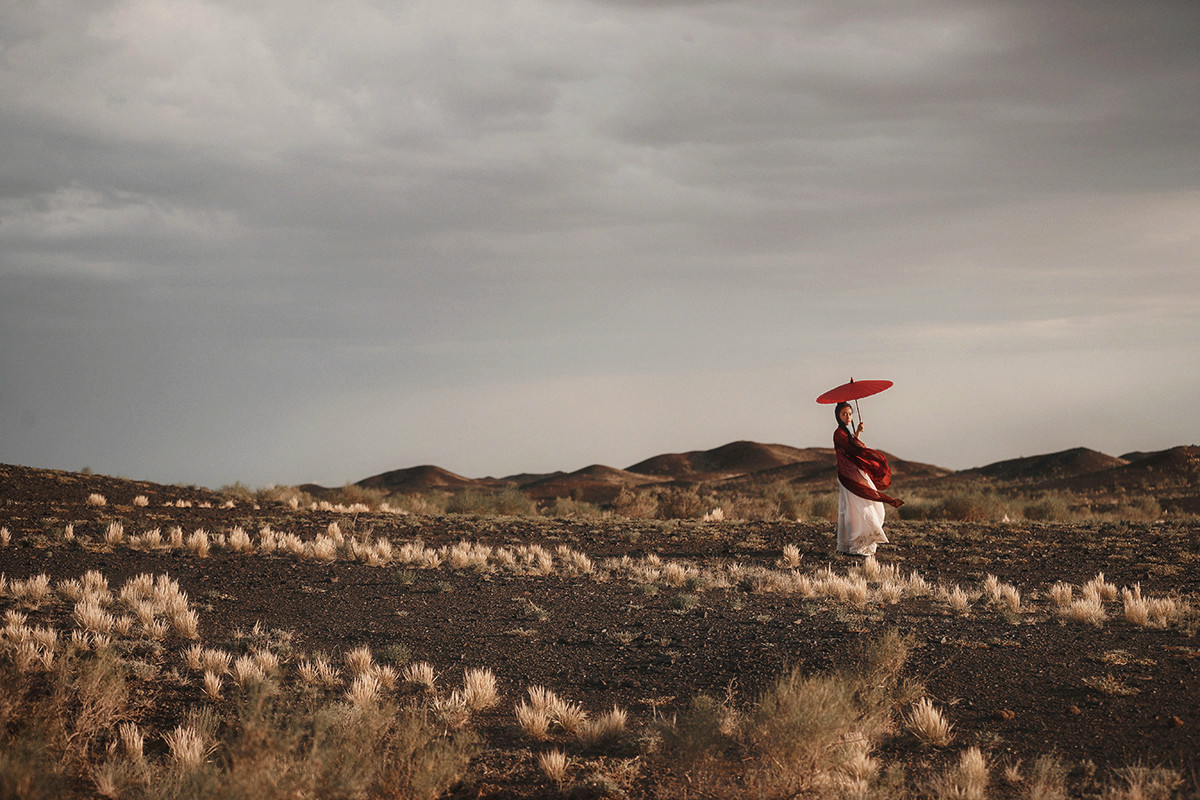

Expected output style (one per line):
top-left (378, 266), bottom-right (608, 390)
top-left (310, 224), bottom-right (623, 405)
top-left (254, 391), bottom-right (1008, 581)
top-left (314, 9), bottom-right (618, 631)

top-left (87, 493), bottom-right (107, 506)
top-left (907, 697), bottom-right (953, 746)
top-left (462, 667), bottom-right (500, 711)
top-left (345, 673), bottom-right (383, 707)
top-left (403, 661), bottom-right (437, 691)
top-left (538, 749), bottom-right (569, 783)
top-left (1062, 595), bottom-right (1107, 627)
top-left (578, 705), bottom-right (627, 748)
top-left (345, 645), bottom-right (375, 677)
top-left (933, 746), bottom-right (989, 800)
top-left (516, 699), bottom-right (552, 740)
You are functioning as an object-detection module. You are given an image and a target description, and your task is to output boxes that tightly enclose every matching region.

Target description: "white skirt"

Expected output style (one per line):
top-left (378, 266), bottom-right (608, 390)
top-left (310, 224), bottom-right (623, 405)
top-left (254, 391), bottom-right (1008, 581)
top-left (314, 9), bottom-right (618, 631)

top-left (837, 469), bottom-right (890, 556)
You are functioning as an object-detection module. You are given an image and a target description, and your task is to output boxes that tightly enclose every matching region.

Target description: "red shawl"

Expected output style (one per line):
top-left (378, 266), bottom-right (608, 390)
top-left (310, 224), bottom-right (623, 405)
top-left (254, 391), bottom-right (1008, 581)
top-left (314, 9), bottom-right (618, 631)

top-left (834, 427), bottom-right (903, 508)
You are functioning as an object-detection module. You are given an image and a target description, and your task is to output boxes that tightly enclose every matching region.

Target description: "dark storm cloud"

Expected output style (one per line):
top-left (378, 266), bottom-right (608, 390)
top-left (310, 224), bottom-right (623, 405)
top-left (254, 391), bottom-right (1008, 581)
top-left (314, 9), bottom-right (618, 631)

top-left (1, 0), bottom-right (1198, 486)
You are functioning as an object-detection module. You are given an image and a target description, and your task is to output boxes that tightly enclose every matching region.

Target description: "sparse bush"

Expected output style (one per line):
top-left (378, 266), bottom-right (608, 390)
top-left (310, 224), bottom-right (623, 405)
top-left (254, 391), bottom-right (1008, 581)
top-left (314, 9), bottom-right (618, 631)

top-left (1024, 493), bottom-right (1075, 521)
top-left (612, 487), bottom-right (658, 518)
top-left (938, 490), bottom-right (1009, 522)
top-left (541, 496), bottom-right (602, 519)
top-left (446, 487), bottom-right (535, 516)
top-left (809, 493), bottom-right (839, 522)
top-left (656, 487), bottom-right (707, 520)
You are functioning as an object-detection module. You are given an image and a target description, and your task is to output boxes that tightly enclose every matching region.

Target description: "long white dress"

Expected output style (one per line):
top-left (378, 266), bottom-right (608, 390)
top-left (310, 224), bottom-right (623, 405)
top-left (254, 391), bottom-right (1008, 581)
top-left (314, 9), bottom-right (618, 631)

top-left (837, 468), bottom-right (890, 556)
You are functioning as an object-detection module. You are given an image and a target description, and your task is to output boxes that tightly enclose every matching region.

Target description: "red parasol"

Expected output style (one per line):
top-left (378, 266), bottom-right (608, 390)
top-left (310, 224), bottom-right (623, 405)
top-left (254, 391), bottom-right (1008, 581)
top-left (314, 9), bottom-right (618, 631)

top-left (816, 378), bottom-right (893, 423)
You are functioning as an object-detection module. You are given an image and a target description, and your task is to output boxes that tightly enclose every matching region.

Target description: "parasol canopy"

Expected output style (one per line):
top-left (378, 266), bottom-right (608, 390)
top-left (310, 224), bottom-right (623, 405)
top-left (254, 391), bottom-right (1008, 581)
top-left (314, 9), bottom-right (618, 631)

top-left (816, 378), bottom-right (893, 405)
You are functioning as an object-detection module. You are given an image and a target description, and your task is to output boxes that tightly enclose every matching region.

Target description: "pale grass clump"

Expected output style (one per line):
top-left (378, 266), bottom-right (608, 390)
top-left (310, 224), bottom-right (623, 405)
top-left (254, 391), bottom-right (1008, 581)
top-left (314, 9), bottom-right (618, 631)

top-left (298, 654), bottom-right (341, 688)
top-left (200, 647), bottom-right (233, 675)
top-left (1049, 581), bottom-right (1074, 608)
top-left (516, 699), bottom-right (552, 740)
top-left (1104, 765), bottom-right (1183, 800)
top-left (1083, 572), bottom-right (1119, 604)
top-left (461, 667), bottom-right (500, 711)
top-left (132, 494), bottom-right (149, 506)
top-left (203, 670), bottom-right (224, 700)
top-left (518, 544), bottom-right (555, 575)
top-left (119, 722), bottom-right (145, 761)
top-left (306, 535), bottom-right (338, 562)
top-left (538, 749), bottom-right (569, 783)
top-left (232, 655), bottom-right (266, 688)
top-left (556, 545), bottom-right (594, 575)
top-left (11, 574), bottom-right (54, 608)
top-left (0, 527), bottom-right (10, 546)
top-left (932, 746), bottom-right (989, 800)
top-left (129, 527), bottom-right (165, 550)
top-left (778, 544), bottom-right (803, 568)
top-left (87, 493), bottom-right (108, 506)
top-left (183, 644), bottom-right (206, 671)
top-left (172, 608), bottom-right (200, 639)
top-left (74, 600), bottom-right (116, 634)
top-left (1062, 596), bottom-right (1107, 627)
top-left (56, 577), bottom-right (85, 602)
top-left (904, 569), bottom-right (932, 597)
top-left (164, 725), bottom-right (209, 770)
top-left (906, 697), bottom-right (953, 746)
top-left (1025, 754), bottom-right (1070, 800)
top-left (578, 705), bottom-right (627, 748)
top-left (403, 661), bottom-right (437, 691)
top-left (345, 645), bottom-right (375, 677)
top-left (516, 686), bottom-right (589, 740)
top-left (104, 521), bottom-right (125, 544)
top-left (185, 529), bottom-right (210, 557)
top-left (982, 574), bottom-right (1021, 612)
top-left (119, 573), bottom-right (155, 606)
top-left (941, 585), bottom-right (971, 615)
top-left (168, 527), bottom-right (185, 548)
top-left (448, 540), bottom-right (493, 570)
top-left (253, 648), bottom-right (281, 677)
top-left (83, 570), bottom-right (113, 602)
top-left (346, 673), bottom-right (383, 707)
top-left (227, 526), bottom-right (254, 553)
top-left (1122, 585), bottom-right (1186, 628)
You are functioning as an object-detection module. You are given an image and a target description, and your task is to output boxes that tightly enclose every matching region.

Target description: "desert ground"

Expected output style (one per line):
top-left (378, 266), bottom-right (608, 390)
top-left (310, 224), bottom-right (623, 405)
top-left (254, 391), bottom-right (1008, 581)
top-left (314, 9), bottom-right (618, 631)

top-left (1, 462), bottom-right (1197, 799)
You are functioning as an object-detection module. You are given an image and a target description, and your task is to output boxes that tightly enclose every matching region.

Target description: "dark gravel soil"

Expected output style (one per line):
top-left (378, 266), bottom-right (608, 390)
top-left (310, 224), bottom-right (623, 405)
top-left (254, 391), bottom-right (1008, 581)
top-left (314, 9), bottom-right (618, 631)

top-left (2, 463), bottom-right (1199, 798)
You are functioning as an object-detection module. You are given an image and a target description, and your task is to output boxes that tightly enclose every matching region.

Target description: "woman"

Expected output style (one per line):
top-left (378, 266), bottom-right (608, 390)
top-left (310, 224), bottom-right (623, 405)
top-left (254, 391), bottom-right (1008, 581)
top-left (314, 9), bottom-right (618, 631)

top-left (834, 401), bottom-right (903, 556)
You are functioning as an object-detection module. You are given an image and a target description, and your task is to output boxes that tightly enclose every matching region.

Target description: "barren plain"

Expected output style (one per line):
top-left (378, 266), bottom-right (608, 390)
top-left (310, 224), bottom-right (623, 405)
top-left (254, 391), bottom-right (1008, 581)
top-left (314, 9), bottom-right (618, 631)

top-left (1, 462), bottom-right (1198, 799)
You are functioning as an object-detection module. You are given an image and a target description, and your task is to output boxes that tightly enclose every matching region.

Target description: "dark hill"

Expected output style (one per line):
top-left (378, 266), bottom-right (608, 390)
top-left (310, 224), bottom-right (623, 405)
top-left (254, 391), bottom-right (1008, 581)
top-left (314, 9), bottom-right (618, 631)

top-left (356, 465), bottom-right (490, 494)
top-left (521, 464), bottom-right (665, 504)
top-left (627, 441), bottom-right (827, 482)
top-left (1056, 445), bottom-right (1200, 494)
top-left (961, 448), bottom-right (1128, 483)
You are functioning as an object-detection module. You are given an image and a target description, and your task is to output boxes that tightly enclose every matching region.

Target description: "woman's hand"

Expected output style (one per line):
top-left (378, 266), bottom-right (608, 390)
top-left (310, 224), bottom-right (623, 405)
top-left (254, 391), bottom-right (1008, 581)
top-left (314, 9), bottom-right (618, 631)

top-left (855, 422), bottom-right (865, 436)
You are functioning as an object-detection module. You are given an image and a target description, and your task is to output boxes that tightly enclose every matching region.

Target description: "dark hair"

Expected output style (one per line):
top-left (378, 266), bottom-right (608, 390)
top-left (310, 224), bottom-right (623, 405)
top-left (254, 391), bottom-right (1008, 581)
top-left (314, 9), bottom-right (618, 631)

top-left (835, 402), bottom-right (853, 436)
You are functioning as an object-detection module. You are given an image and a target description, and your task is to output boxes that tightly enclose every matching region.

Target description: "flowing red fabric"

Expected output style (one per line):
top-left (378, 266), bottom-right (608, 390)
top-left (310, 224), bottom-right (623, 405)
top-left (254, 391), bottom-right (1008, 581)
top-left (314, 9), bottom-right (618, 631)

top-left (834, 427), bottom-right (903, 508)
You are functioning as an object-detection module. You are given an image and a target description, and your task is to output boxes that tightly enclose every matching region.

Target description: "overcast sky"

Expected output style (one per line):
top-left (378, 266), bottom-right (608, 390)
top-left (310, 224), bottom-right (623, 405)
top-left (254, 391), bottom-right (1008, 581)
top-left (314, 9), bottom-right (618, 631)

top-left (2, 1), bottom-right (1198, 489)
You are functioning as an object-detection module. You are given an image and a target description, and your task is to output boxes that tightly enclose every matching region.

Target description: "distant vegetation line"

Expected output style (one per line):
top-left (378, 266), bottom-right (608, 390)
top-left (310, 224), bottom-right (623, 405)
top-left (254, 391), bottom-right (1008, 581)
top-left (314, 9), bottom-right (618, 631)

top-left (274, 441), bottom-right (1199, 523)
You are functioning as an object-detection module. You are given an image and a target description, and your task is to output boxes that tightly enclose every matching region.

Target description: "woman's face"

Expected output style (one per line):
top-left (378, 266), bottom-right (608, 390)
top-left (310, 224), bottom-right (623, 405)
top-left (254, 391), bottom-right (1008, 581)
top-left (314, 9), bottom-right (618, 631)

top-left (838, 406), bottom-right (854, 427)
